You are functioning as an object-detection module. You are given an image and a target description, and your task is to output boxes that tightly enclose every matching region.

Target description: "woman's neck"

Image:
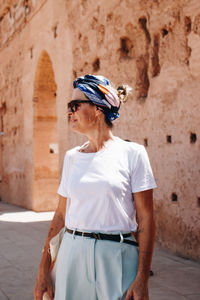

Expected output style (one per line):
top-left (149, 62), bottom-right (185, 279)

top-left (82, 129), bottom-right (114, 153)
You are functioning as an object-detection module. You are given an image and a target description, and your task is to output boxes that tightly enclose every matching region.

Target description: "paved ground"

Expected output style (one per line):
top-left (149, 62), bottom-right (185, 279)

top-left (0, 201), bottom-right (200, 300)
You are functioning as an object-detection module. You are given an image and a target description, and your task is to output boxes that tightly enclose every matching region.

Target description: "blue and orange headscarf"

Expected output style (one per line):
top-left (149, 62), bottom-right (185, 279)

top-left (73, 75), bottom-right (120, 121)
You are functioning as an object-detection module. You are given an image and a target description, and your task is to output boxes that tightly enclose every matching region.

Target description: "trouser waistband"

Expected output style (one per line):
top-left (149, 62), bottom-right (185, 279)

top-left (66, 228), bottom-right (139, 247)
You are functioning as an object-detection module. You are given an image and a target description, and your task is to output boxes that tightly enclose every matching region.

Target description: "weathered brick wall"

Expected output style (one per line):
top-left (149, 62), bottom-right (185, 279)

top-left (64, 0), bottom-right (200, 260)
top-left (0, 43), bottom-right (26, 206)
top-left (0, 0), bottom-right (199, 260)
top-left (0, 0), bottom-right (44, 47)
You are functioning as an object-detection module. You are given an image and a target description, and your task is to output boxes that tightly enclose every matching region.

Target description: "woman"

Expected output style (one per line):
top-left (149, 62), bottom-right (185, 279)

top-left (34, 74), bottom-right (157, 300)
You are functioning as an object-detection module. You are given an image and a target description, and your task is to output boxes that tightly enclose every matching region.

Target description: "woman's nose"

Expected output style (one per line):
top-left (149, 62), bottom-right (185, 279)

top-left (67, 109), bottom-right (74, 115)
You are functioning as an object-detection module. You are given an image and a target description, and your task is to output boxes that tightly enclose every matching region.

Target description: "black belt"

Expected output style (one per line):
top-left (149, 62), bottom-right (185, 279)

top-left (66, 228), bottom-right (138, 247)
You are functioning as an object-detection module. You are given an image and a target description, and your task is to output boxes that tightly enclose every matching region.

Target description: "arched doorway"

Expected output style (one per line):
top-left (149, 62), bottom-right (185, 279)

top-left (33, 50), bottom-right (59, 211)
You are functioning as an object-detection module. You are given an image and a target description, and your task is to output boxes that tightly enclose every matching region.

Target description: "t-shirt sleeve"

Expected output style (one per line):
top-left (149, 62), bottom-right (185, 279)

top-left (130, 145), bottom-right (157, 193)
top-left (57, 152), bottom-right (69, 198)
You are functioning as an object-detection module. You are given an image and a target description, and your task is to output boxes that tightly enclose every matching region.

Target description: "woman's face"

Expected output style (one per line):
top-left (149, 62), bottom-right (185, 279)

top-left (68, 88), bottom-right (100, 134)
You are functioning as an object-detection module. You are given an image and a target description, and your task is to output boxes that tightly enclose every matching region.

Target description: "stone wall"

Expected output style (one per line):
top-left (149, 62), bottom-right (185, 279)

top-left (0, 0), bottom-right (199, 260)
top-left (0, 0), bottom-right (73, 210)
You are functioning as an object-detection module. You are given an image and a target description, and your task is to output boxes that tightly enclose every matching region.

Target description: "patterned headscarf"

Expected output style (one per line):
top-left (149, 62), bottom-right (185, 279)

top-left (73, 74), bottom-right (120, 121)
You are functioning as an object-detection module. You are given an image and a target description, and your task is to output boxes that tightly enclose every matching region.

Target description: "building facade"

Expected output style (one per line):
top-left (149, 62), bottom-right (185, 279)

top-left (0, 0), bottom-right (200, 260)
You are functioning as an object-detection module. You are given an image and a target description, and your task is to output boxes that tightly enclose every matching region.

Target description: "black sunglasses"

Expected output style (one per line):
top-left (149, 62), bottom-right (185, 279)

top-left (67, 100), bottom-right (92, 113)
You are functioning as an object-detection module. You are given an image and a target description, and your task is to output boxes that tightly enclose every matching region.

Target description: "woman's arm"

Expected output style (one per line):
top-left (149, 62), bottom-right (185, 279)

top-left (125, 189), bottom-right (155, 300)
top-left (34, 195), bottom-right (67, 300)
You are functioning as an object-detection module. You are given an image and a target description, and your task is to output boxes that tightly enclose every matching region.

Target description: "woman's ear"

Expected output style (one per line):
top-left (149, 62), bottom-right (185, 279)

top-left (95, 106), bottom-right (103, 117)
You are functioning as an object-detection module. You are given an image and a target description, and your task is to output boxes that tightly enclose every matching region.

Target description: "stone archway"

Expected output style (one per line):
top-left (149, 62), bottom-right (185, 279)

top-left (33, 50), bottom-right (59, 211)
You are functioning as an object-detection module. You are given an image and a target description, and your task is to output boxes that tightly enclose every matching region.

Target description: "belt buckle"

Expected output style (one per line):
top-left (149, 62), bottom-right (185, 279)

top-left (120, 232), bottom-right (124, 243)
top-left (92, 232), bottom-right (101, 240)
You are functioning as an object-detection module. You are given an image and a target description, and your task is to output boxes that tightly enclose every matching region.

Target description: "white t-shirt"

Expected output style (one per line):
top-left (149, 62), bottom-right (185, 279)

top-left (58, 137), bottom-right (157, 233)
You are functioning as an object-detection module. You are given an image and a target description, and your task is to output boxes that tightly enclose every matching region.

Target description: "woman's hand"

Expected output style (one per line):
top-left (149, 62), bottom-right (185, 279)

top-left (125, 189), bottom-right (155, 300)
top-left (34, 271), bottom-right (54, 300)
top-left (125, 277), bottom-right (149, 300)
top-left (34, 195), bottom-right (66, 300)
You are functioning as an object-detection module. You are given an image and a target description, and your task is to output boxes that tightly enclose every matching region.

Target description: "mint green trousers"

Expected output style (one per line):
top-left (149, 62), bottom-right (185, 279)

top-left (55, 231), bottom-right (138, 300)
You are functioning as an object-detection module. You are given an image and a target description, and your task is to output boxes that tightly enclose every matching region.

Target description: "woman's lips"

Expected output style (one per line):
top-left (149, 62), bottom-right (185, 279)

top-left (70, 119), bottom-right (77, 123)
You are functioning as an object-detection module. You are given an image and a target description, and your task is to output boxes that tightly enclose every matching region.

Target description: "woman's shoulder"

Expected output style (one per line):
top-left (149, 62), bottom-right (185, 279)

top-left (64, 145), bottom-right (80, 159)
top-left (114, 137), bottom-right (149, 169)
top-left (64, 141), bottom-right (89, 158)
top-left (114, 136), bottom-right (144, 153)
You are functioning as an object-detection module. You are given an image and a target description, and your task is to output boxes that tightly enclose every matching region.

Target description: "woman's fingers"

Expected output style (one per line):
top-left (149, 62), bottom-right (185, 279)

top-left (45, 275), bottom-right (55, 300)
top-left (34, 287), bottom-right (46, 300)
top-left (34, 275), bottom-right (53, 300)
top-left (47, 284), bottom-right (54, 300)
top-left (125, 289), bottom-right (134, 300)
top-left (42, 291), bottom-right (53, 300)
top-left (34, 285), bottom-right (54, 300)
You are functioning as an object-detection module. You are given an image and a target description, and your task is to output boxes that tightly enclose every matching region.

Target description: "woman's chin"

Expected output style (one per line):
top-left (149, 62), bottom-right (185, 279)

top-left (70, 124), bottom-right (81, 133)
top-left (70, 121), bottom-right (78, 129)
